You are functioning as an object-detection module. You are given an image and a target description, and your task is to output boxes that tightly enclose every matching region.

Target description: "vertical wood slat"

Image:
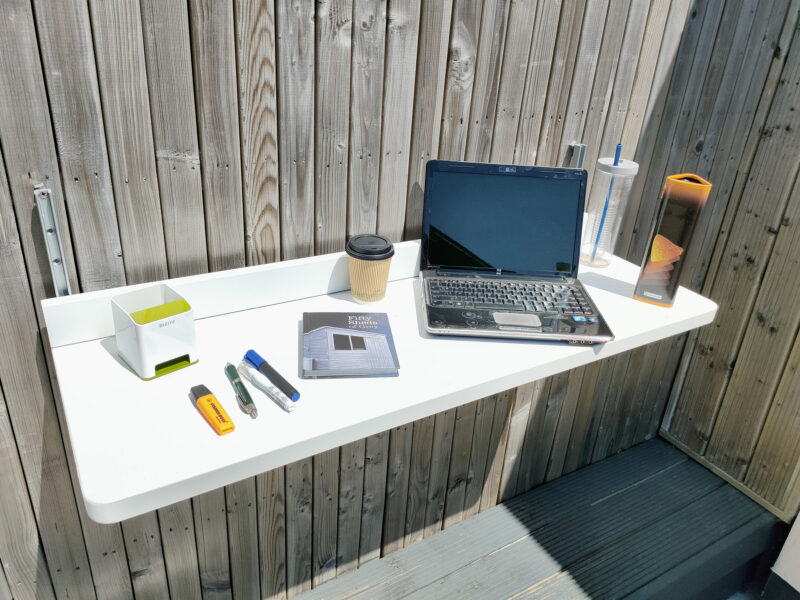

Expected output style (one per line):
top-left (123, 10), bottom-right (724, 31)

top-left (358, 432), bottom-right (389, 566)
top-left (0, 7), bottom-right (97, 598)
top-left (381, 423), bottom-right (413, 557)
top-left (0, 366), bottom-right (55, 600)
top-left (375, 0), bottom-right (421, 241)
top-left (285, 458), bottom-right (312, 598)
top-left (514, 377), bottom-right (555, 493)
top-left (669, 16), bottom-right (800, 456)
top-left (336, 440), bottom-right (365, 575)
top-left (33, 0), bottom-right (126, 292)
top-left (315, 0), bottom-right (353, 254)
top-left (488, 0), bottom-right (538, 164)
top-left (157, 501), bottom-right (202, 600)
top-left (461, 395), bottom-right (497, 520)
top-left (90, 0), bottom-right (168, 285)
top-left (403, 416), bottom-right (435, 547)
top-left (402, 0), bottom-right (453, 239)
top-left (348, 0), bottom-right (387, 237)
top-left (554, 0), bottom-right (611, 168)
top-left (498, 383), bottom-right (537, 501)
top-left (226, 479), bottom-right (260, 600)
top-left (442, 401), bottom-right (478, 528)
top-left (312, 449), bottom-right (339, 586)
top-left (512, 0), bottom-right (560, 165)
top-left (277, 0), bottom-right (315, 259)
top-left (257, 468), bottom-right (287, 600)
top-left (464, 0), bottom-right (510, 163)
top-left (0, 0), bottom-right (80, 308)
top-left (438, 0), bottom-right (483, 161)
top-left (120, 515), bottom-right (169, 599)
top-left (236, 0), bottom-right (281, 266)
top-left (141, 0), bottom-right (208, 278)
top-left (190, 0), bottom-right (246, 272)
top-left (0, 558), bottom-right (11, 600)
top-left (536, 0), bottom-right (588, 167)
top-left (193, 489), bottom-right (232, 599)
top-left (479, 390), bottom-right (514, 511)
top-left (422, 409), bottom-right (457, 538)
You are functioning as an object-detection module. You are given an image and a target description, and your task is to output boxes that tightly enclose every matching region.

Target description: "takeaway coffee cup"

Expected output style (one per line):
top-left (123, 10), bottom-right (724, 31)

top-left (345, 234), bottom-right (395, 303)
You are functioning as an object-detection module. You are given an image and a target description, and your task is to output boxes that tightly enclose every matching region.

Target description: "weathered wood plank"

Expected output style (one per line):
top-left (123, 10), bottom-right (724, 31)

top-left (348, 0), bottom-right (387, 236)
top-left (337, 440), bottom-right (365, 575)
top-left (586, 0), bottom-right (648, 185)
top-left (376, 0), bottom-right (421, 241)
top-left (0, 65), bottom-right (95, 600)
top-left (315, 0), bottom-right (353, 253)
top-left (403, 0), bottom-right (453, 239)
top-left (403, 416), bottom-right (435, 547)
top-left (626, 0), bottom-right (725, 262)
top-left (257, 467), bottom-right (287, 600)
top-left (462, 396), bottom-right (496, 520)
top-left (0, 380), bottom-right (56, 600)
top-left (618, 0), bottom-right (672, 156)
top-left (312, 449), bottom-right (339, 586)
top-left (423, 410), bottom-right (457, 537)
top-left (286, 458), bottom-right (312, 597)
top-left (0, 559), bottom-right (10, 600)
top-left (464, 0), bottom-right (509, 162)
top-left (746, 314), bottom-right (800, 510)
top-left (512, 0), bottom-right (560, 165)
top-left (705, 174), bottom-right (800, 477)
top-left (488, 0), bottom-right (537, 164)
top-left (438, 0), bottom-right (482, 160)
top-left (157, 501), bottom-right (202, 600)
top-left (359, 432), bottom-right (389, 566)
top-left (120, 514), bottom-right (170, 599)
top-left (554, 0), bottom-right (611, 167)
top-left (498, 382), bottom-right (537, 501)
top-left (90, 0), bottom-right (168, 285)
top-left (479, 389), bottom-right (513, 511)
top-left (617, 0), bottom-right (693, 258)
top-left (141, 0), bottom-right (208, 278)
top-left (193, 489), bottom-right (232, 599)
top-left (536, 0), bottom-right (588, 167)
top-left (442, 401), bottom-right (478, 528)
top-left (514, 377), bottom-right (555, 492)
top-left (545, 370), bottom-right (585, 481)
top-left (33, 0), bottom-right (126, 291)
top-left (0, 0), bottom-right (80, 307)
top-left (669, 20), bottom-right (800, 456)
top-left (190, 0), bottom-right (246, 272)
top-left (277, 0), bottom-right (315, 259)
top-left (381, 423), bottom-right (413, 556)
top-left (236, 0), bottom-right (281, 266)
top-left (562, 361), bottom-right (602, 474)
top-left (226, 479), bottom-right (260, 600)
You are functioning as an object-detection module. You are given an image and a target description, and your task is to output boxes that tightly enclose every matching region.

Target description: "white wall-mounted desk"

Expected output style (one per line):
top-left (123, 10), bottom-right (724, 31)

top-left (42, 241), bottom-right (717, 523)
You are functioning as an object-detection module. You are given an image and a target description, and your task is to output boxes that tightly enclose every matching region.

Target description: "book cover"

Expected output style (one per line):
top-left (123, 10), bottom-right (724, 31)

top-left (301, 312), bottom-right (399, 378)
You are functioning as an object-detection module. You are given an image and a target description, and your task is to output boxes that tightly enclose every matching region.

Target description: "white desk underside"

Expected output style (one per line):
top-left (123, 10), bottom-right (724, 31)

top-left (47, 246), bottom-right (716, 523)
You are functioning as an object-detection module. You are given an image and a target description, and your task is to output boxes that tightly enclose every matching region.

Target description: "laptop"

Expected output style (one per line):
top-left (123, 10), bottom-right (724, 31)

top-left (420, 160), bottom-right (614, 344)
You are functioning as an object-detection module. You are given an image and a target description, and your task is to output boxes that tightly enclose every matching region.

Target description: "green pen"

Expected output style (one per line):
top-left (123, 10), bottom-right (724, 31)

top-left (225, 363), bottom-right (258, 418)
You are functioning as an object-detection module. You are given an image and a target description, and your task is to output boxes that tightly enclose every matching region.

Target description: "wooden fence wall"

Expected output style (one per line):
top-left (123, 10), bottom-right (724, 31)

top-left (0, 0), bottom-right (798, 599)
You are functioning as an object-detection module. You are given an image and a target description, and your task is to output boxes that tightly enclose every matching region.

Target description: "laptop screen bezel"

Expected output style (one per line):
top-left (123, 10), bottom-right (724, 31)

top-left (419, 160), bottom-right (588, 278)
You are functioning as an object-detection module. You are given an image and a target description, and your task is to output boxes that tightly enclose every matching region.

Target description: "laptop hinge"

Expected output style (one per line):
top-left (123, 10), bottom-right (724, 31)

top-left (496, 268), bottom-right (501, 275)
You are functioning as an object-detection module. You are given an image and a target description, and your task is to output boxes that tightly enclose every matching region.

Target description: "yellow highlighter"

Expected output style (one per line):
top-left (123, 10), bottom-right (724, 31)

top-left (190, 385), bottom-right (234, 435)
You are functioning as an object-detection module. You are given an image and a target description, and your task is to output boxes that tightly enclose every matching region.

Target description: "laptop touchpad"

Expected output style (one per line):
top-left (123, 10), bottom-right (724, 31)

top-left (492, 312), bottom-right (541, 327)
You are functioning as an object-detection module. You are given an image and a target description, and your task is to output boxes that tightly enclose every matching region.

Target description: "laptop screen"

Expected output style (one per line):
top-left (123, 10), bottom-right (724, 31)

top-left (421, 162), bottom-right (586, 277)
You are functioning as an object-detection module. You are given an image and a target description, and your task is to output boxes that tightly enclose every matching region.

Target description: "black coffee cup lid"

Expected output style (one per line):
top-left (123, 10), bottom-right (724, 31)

top-left (346, 234), bottom-right (394, 261)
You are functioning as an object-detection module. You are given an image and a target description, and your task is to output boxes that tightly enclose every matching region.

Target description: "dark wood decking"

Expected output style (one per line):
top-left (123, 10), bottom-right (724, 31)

top-left (297, 439), bottom-right (780, 599)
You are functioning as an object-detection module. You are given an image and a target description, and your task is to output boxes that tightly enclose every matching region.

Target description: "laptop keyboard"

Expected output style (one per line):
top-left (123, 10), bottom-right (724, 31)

top-left (426, 278), bottom-right (595, 315)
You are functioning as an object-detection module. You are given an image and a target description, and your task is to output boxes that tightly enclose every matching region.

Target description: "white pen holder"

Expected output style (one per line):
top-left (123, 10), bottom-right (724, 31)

top-left (111, 284), bottom-right (198, 380)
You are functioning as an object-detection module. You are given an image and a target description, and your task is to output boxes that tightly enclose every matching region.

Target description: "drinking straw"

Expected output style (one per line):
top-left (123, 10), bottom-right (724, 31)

top-left (591, 143), bottom-right (623, 262)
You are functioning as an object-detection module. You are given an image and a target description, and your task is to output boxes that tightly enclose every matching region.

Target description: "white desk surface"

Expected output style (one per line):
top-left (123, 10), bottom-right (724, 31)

top-left (44, 242), bottom-right (717, 523)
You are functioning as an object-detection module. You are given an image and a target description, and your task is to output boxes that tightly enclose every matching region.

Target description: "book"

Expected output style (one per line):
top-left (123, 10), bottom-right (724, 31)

top-left (301, 312), bottom-right (399, 378)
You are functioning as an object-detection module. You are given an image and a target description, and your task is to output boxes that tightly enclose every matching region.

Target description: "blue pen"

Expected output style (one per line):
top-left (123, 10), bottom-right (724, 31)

top-left (592, 142), bottom-right (623, 262)
top-left (244, 350), bottom-right (300, 403)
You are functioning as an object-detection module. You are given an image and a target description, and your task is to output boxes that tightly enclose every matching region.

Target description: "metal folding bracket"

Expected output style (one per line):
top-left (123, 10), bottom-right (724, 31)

top-left (568, 142), bottom-right (587, 169)
top-left (34, 185), bottom-right (71, 296)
